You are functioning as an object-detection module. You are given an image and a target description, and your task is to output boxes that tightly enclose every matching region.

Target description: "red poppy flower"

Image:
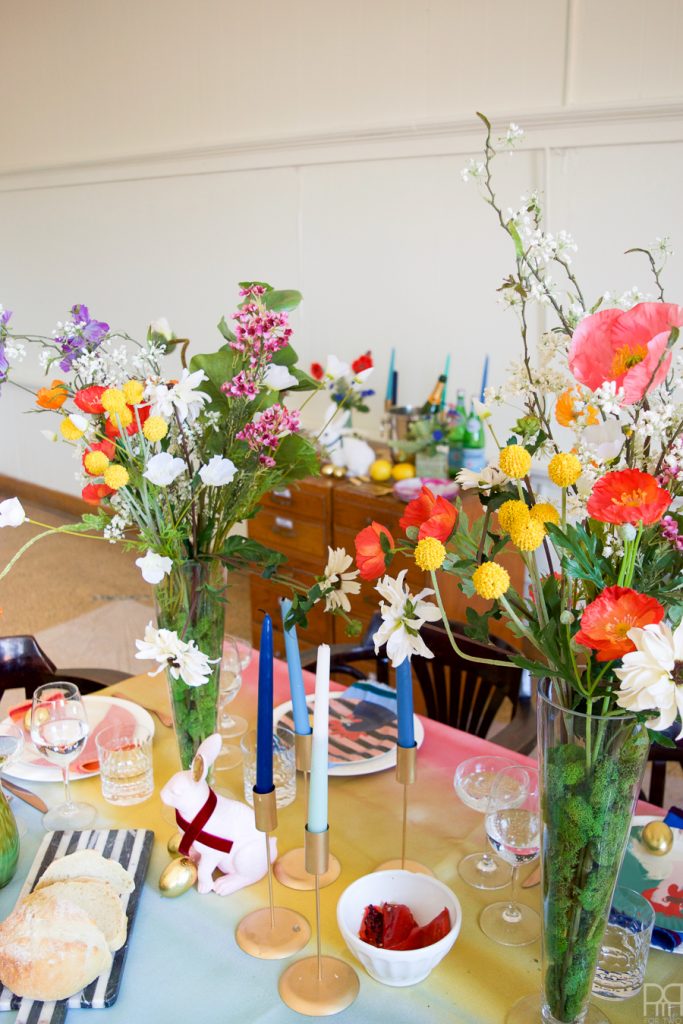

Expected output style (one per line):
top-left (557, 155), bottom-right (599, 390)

top-left (73, 385), bottom-right (107, 414)
top-left (104, 403), bottom-right (151, 438)
top-left (355, 522), bottom-right (394, 581)
top-left (351, 351), bottom-right (373, 375)
top-left (81, 483), bottom-right (115, 506)
top-left (399, 485), bottom-right (457, 543)
top-left (574, 586), bottom-right (665, 662)
top-left (587, 468), bottom-right (671, 526)
top-left (310, 362), bottom-right (324, 381)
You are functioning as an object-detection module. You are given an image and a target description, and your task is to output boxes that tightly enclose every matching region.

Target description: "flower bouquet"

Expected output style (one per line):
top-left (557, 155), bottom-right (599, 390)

top-left (0, 283), bottom-right (344, 767)
top-left (352, 116), bottom-right (683, 1023)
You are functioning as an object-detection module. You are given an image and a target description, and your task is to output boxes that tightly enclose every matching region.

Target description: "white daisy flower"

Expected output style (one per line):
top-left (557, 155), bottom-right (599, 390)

top-left (615, 621), bottom-right (683, 737)
top-left (321, 547), bottom-right (361, 613)
top-left (372, 569), bottom-right (441, 667)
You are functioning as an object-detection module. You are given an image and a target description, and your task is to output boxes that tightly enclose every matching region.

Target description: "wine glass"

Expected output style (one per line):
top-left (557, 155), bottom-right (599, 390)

top-left (453, 754), bottom-right (516, 890)
top-left (480, 764), bottom-right (541, 946)
top-left (214, 636), bottom-right (251, 773)
top-left (30, 682), bottom-right (97, 831)
top-left (0, 721), bottom-right (26, 836)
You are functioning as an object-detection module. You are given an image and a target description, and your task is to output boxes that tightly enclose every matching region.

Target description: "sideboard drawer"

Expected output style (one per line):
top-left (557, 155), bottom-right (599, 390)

top-left (250, 508), bottom-right (329, 564)
top-left (259, 478), bottom-right (332, 524)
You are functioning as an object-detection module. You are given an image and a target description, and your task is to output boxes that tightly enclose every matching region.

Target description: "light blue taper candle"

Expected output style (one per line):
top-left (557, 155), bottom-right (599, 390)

top-left (280, 598), bottom-right (311, 736)
top-left (396, 658), bottom-right (416, 748)
top-left (386, 347), bottom-right (396, 402)
top-left (441, 354), bottom-right (451, 411)
top-left (479, 354), bottom-right (489, 404)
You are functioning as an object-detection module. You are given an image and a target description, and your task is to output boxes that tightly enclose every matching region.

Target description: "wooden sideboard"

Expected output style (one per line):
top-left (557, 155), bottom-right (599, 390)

top-left (248, 477), bottom-right (525, 659)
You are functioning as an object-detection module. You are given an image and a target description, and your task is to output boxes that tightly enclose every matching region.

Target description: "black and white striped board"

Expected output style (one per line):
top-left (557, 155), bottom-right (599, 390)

top-left (0, 827), bottom-right (154, 1024)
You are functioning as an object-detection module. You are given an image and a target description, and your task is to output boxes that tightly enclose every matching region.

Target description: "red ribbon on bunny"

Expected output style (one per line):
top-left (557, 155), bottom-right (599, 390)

top-left (176, 789), bottom-right (235, 857)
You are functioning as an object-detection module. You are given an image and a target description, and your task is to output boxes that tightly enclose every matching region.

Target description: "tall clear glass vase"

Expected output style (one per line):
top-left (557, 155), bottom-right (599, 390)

top-left (154, 560), bottom-right (226, 770)
top-left (537, 679), bottom-right (650, 1024)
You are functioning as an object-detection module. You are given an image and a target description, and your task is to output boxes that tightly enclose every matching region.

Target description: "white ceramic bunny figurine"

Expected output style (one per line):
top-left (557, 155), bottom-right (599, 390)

top-left (160, 733), bottom-right (276, 896)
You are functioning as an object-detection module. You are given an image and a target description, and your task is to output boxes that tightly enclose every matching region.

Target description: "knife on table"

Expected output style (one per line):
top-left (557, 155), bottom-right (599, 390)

top-left (2, 778), bottom-right (48, 813)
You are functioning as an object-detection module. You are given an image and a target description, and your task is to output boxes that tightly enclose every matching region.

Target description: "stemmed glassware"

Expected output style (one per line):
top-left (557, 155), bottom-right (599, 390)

top-left (214, 636), bottom-right (252, 772)
top-left (480, 764), bottom-right (541, 946)
top-left (453, 754), bottom-right (516, 890)
top-left (0, 721), bottom-right (26, 836)
top-left (30, 681), bottom-right (96, 831)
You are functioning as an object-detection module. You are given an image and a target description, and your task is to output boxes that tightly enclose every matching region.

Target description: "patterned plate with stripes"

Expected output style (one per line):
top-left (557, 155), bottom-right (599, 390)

top-left (0, 827), bottom-right (154, 1023)
top-left (279, 696), bottom-right (399, 764)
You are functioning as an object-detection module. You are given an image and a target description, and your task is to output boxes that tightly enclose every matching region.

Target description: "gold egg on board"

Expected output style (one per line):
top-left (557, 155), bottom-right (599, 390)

top-left (167, 832), bottom-right (183, 856)
top-left (641, 820), bottom-right (674, 856)
top-left (158, 856), bottom-right (197, 897)
top-left (321, 463), bottom-right (335, 476)
top-left (332, 466), bottom-right (347, 479)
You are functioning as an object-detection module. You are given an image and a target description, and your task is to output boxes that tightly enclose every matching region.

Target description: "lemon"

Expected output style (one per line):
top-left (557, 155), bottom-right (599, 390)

top-left (392, 462), bottom-right (416, 481)
top-left (370, 458), bottom-right (393, 482)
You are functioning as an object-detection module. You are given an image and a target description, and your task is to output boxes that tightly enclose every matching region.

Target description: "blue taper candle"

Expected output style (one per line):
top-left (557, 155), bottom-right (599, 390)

top-left (396, 658), bottom-right (415, 748)
top-left (255, 613), bottom-right (274, 793)
top-left (441, 354), bottom-right (451, 411)
top-left (479, 354), bottom-right (489, 404)
top-left (279, 598), bottom-right (311, 735)
top-left (386, 347), bottom-right (396, 402)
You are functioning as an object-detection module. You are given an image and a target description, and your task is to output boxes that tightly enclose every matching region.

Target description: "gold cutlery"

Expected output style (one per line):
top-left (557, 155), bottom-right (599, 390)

top-left (3, 778), bottom-right (48, 813)
top-left (111, 695), bottom-right (173, 729)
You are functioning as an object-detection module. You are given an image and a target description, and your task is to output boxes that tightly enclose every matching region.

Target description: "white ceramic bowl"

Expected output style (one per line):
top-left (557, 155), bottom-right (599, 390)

top-left (337, 870), bottom-right (462, 987)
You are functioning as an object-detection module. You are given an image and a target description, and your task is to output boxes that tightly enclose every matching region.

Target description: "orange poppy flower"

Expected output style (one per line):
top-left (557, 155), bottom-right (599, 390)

top-left (555, 388), bottom-right (598, 428)
top-left (355, 522), bottom-right (394, 581)
top-left (587, 468), bottom-right (671, 525)
top-left (574, 586), bottom-right (665, 662)
top-left (73, 385), bottom-right (107, 414)
top-left (399, 485), bottom-right (457, 543)
top-left (36, 379), bottom-right (68, 409)
top-left (81, 483), bottom-right (115, 506)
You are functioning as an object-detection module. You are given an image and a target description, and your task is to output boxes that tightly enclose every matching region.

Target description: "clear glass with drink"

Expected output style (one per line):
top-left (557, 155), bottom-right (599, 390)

top-left (241, 725), bottom-right (296, 809)
top-left (480, 764), bottom-right (541, 946)
top-left (30, 681), bottom-right (96, 830)
top-left (96, 724), bottom-right (154, 805)
top-left (453, 754), bottom-right (518, 890)
top-left (592, 886), bottom-right (655, 1000)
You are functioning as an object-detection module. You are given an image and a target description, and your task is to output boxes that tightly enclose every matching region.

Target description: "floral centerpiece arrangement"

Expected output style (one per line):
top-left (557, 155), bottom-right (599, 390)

top-left (352, 116), bottom-right (683, 1024)
top-left (0, 284), bottom-right (352, 768)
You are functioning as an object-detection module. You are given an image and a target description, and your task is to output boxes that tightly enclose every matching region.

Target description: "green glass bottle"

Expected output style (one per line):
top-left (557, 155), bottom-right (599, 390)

top-left (462, 400), bottom-right (486, 473)
top-left (0, 788), bottom-right (19, 888)
top-left (447, 390), bottom-right (468, 478)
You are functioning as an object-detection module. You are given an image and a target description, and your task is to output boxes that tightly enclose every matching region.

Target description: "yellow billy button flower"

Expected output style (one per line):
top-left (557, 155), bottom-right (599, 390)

top-left (84, 450), bottom-right (110, 476)
top-left (529, 502), bottom-right (560, 529)
top-left (59, 414), bottom-right (87, 441)
top-left (414, 536), bottom-right (446, 572)
top-left (509, 517), bottom-right (545, 552)
top-left (103, 464), bottom-right (129, 490)
top-left (497, 499), bottom-right (530, 534)
top-left (101, 388), bottom-right (127, 415)
top-left (143, 415), bottom-right (169, 443)
top-left (499, 444), bottom-right (532, 480)
top-left (472, 561), bottom-right (510, 601)
top-left (122, 380), bottom-right (145, 405)
top-left (108, 406), bottom-right (133, 430)
top-left (548, 452), bottom-right (582, 488)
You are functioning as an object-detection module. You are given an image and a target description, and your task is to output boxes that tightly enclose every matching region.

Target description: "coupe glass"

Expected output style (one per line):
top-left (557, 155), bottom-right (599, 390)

top-left (0, 721), bottom-right (26, 835)
top-left (480, 764), bottom-right (541, 946)
top-left (453, 754), bottom-right (515, 890)
top-left (30, 681), bottom-right (96, 831)
top-left (214, 636), bottom-right (251, 772)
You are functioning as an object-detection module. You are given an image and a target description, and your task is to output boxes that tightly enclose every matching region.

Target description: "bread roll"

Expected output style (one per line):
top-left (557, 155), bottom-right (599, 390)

top-left (0, 891), bottom-right (112, 1001)
top-left (36, 849), bottom-right (134, 895)
top-left (37, 878), bottom-right (127, 951)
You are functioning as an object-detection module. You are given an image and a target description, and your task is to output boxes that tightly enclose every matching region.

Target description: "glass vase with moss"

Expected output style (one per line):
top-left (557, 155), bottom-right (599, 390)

top-left (154, 561), bottom-right (226, 770)
top-left (508, 679), bottom-right (650, 1024)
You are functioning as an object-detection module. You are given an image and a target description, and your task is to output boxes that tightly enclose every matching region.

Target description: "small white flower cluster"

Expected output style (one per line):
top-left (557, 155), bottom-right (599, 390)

top-left (487, 357), bottom-right (571, 405)
top-left (203, 409), bottom-right (222, 432)
top-left (591, 380), bottom-right (625, 418)
top-left (601, 286), bottom-right (651, 311)
top-left (652, 235), bottom-right (674, 264)
top-left (461, 158), bottom-right (485, 183)
top-left (500, 122), bottom-right (524, 148)
top-left (132, 342), bottom-right (165, 376)
top-left (103, 513), bottom-right (129, 543)
top-left (633, 403), bottom-right (677, 445)
top-left (3, 340), bottom-right (25, 362)
top-left (524, 229), bottom-right (578, 268)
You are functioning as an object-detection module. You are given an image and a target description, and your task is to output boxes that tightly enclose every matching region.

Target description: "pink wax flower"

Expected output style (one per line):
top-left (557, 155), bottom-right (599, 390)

top-left (236, 403), bottom-right (300, 466)
top-left (222, 371), bottom-right (258, 399)
top-left (568, 302), bottom-right (683, 405)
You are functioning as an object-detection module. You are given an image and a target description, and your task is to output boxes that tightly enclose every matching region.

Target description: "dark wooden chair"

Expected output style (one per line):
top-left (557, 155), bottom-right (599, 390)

top-left (645, 727), bottom-right (683, 807)
top-left (0, 635), bottom-right (128, 700)
top-left (301, 617), bottom-right (536, 755)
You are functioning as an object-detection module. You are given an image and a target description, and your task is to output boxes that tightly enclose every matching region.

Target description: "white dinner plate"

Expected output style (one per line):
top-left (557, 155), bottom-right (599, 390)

top-left (273, 697), bottom-right (425, 777)
top-left (2, 695), bottom-right (155, 783)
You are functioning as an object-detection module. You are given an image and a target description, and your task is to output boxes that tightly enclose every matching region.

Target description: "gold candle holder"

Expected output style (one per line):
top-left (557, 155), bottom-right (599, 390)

top-left (274, 733), bottom-right (341, 891)
top-left (235, 787), bottom-right (311, 959)
top-left (279, 827), bottom-right (359, 1016)
top-left (376, 744), bottom-right (433, 875)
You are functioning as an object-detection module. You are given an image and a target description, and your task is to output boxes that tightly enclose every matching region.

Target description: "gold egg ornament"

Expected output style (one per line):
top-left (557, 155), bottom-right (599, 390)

top-left (641, 820), bottom-right (674, 856)
top-left (332, 465), bottom-right (347, 479)
top-left (320, 463), bottom-right (335, 477)
top-left (167, 831), bottom-right (183, 856)
top-left (159, 856), bottom-right (198, 897)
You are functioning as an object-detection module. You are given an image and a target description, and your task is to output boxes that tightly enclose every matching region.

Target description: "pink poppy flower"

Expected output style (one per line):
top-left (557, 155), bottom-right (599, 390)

top-left (568, 302), bottom-right (683, 405)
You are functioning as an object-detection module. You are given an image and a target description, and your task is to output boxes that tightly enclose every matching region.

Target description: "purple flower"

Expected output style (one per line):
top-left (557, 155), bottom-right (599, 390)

top-left (55, 303), bottom-right (109, 373)
top-left (0, 309), bottom-right (12, 392)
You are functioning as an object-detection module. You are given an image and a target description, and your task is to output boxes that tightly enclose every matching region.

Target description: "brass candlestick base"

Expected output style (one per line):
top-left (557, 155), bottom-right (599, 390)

top-left (279, 955), bottom-right (360, 1016)
top-left (274, 847), bottom-right (342, 890)
top-left (376, 743), bottom-right (432, 874)
top-left (279, 827), bottom-right (359, 1016)
top-left (235, 786), bottom-right (311, 959)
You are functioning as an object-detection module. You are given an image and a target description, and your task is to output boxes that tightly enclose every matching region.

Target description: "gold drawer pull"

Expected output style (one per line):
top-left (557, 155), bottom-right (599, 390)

top-left (274, 515), bottom-right (295, 534)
